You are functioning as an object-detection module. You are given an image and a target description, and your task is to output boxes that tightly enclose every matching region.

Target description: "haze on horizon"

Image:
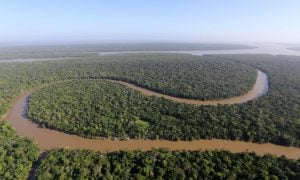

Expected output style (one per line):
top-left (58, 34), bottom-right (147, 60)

top-left (0, 0), bottom-right (300, 46)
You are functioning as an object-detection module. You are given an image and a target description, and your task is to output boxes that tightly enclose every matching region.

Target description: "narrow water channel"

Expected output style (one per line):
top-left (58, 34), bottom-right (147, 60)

top-left (107, 70), bottom-right (268, 105)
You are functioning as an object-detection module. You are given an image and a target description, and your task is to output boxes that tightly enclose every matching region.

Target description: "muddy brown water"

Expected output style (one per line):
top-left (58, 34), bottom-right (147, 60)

top-left (108, 70), bottom-right (268, 105)
top-left (4, 74), bottom-right (300, 159)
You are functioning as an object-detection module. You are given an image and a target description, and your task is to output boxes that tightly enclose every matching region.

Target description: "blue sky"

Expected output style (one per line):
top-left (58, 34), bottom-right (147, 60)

top-left (0, 0), bottom-right (299, 44)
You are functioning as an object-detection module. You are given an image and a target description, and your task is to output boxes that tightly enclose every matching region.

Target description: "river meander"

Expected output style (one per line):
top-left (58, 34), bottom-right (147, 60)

top-left (4, 71), bottom-right (300, 159)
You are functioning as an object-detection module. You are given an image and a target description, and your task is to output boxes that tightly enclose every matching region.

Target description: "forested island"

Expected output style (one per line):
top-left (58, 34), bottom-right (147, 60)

top-left (0, 53), bottom-right (299, 178)
top-left (27, 78), bottom-right (264, 140)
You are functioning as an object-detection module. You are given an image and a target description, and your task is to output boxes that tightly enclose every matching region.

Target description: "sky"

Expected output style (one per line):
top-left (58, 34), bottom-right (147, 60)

top-left (0, 0), bottom-right (300, 45)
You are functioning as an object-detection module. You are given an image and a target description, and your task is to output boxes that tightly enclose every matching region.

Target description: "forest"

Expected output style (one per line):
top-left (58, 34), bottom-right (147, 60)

top-left (0, 53), bottom-right (300, 178)
top-left (0, 121), bottom-right (39, 179)
top-left (28, 80), bottom-right (153, 139)
top-left (1, 54), bottom-right (257, 100)
top-left (95, 54), bottom-right (257, 100)
top-left (35, 149), bottom-right (300, 179)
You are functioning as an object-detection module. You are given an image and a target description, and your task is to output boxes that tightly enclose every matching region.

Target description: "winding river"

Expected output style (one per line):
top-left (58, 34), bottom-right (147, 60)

top-left (108, 70), bottom-right (268, 105)
top-left (4, 69), bottom-right (300, 159)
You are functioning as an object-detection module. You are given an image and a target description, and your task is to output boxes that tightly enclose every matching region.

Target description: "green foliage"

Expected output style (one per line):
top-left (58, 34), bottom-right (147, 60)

top-left (99, 54), bottom-right (257, 100)
top-left (28, 80), bottom-right (153, 139)
top-left (0, 121), bottom-right (39, 179)
top-left (35, 149), bottom-right (300, 179)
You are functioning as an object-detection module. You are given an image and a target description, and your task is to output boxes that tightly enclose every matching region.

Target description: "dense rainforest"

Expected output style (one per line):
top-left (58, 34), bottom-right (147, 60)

top-left (29, 79), bottom-right (267, 139)
top-left (35, 149), bottom-right (300, 180)
top-left (0, 53), bottom-right (300, 178)
top-left (28, 80), bottom-right (154, 138)
top-left (94, 54), bottom-right (257, 100)
top-left (0, 121), bottom-right (39, 179)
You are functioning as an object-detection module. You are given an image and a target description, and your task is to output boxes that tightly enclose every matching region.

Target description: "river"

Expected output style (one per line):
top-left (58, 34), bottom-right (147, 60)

top-left (4, 73), bottom-right (300, 159)
top-left (5, 88), bottom-right (300, 159)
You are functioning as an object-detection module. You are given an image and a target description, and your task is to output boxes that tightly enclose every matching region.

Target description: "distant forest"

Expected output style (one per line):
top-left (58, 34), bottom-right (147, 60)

top-left (0, 43), bottom-right (255, 59)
